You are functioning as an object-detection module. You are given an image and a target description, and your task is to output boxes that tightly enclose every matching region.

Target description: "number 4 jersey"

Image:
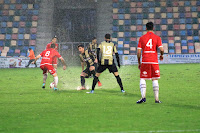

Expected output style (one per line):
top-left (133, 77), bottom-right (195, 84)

top-left (137, 31), bottom-right (163, 64)
top-left (40, 48), bottom-right (62, 66)
top-left (98, 41), bottom-right (118, 65)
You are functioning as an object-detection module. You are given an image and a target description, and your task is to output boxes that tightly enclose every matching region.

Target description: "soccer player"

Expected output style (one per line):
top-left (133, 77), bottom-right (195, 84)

top-left (87, 34), bottom-right (125, 93)
top-left (78, 45), bottom-right (102, 90)
top-left (33, 43), bottom-right (67, 91)
top-left (46, 36), bottom-right (59, 70)
top-left (136, 22), bottom-right (164, 104)
top-left (88, 37), bottom-right (98, 66)
top-left (26, 48), bottom-right (37, 68)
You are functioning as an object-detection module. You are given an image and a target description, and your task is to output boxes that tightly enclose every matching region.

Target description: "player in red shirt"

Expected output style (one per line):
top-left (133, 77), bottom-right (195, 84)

top-left (137, 22), bottom-right (164, 104)
top-left (33, 43), bottom-right (67, 91)
top-left (46, 36), bottom-right (59, 70)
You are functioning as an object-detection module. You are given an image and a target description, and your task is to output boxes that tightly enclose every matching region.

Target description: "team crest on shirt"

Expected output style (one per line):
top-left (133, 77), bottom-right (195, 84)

top-left (155, 70), bottom-right (160, 73)
top-left (143, 71), bottom-right (147, 75)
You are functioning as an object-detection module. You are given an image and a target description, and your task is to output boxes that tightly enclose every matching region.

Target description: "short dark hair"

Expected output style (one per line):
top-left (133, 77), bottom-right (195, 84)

top-left (77, 44), bottom-right (84, 48)
top-left (92, 37), bottom-right (96, 40)
top-left (51, 43), bottom-right (55, 48)
top-left (146, 22), bottom-right (154, 30)
top-left (28, 48), bottom-right (32, 50)
top-left (105, 34), bottom-right (111, 39)
top-left (52, 35), bottom-right (57, 40)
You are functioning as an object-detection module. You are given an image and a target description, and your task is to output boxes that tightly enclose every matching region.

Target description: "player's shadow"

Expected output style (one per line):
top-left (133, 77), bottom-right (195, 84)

top-left (101, 90), bottom-right (140, 97)
top-left (168, 103), bottom-right (200, 110)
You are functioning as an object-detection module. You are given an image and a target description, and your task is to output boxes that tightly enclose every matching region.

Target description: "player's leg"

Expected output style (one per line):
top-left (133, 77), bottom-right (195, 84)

top-left (89, 66), bottom-right (102, 87)
top-left (80, 72), bottom-right (87, 90)
top-left (40, 65), bottom-right (48, 88)
top-left (25, 59), bottom-right (32, 67)
top-left (136, 64), bottom-right (150, 103)
top-left (151, 64), bottom-right (161, 103)
top-left (110, 64), bottom-right (125, 93)
top-left (48, 65), bottom-right (58, 91)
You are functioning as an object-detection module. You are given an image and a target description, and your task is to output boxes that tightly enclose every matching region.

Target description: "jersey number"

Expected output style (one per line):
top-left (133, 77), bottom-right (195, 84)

top-left (103, 46), bottom-right (112, 54)
top-left (45, 51), bottom-right (50, 56)
top-left (146, 39), bottom-right (153, 49)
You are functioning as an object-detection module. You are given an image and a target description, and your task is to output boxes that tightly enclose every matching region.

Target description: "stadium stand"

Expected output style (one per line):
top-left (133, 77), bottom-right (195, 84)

top-left (0, 0), bottom-right (40, 57)
top-left (112, 0), bottom-right (200, 55)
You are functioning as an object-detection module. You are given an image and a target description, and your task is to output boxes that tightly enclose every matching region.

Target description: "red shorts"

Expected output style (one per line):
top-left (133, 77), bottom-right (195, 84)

top-left (40, 64), bottom-right (56, 75)
top-left (140, 64), bottom-right (160, 80)
top-left (52, 57), bottom-right (58, 65)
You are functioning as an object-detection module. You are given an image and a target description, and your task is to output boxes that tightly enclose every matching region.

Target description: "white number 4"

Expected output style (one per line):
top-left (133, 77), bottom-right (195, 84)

top-left (146, 39), bottom-right (153, 49)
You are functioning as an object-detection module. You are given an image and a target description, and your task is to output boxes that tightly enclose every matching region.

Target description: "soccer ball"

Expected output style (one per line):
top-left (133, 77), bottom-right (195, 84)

top-left (76, 86), bottom-right (81, 90)
top-left (50, 82), bottom-right (55, 89)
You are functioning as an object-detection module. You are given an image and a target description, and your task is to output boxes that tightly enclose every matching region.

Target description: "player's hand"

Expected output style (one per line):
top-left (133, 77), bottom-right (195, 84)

top-left (63, 65), bottom-right (67, 70)
top-left (138, 63), bottom-right (141, 70)
top-left (160, 55), bottom-right (163, 61)
top-left (94, 58), bottom-right (98, 63)
top-left (31, 61), bottom-right (35, 64)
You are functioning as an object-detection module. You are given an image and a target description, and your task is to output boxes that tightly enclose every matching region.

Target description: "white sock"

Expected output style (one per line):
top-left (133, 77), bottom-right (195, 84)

top-left (43, 73), bottom-right (48, 83)
top-left (152, 80), bottom-right (159, 101)
top-left (140, 79), bottom-right (146, 98)
top-left (54, 76), bottom-right (58, 88)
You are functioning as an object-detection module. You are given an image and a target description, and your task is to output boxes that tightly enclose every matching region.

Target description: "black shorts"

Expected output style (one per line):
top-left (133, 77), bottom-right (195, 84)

top-left (83, 67), bottom-right (92, 78)
top-left (97, 64), bottom-right (118, 73)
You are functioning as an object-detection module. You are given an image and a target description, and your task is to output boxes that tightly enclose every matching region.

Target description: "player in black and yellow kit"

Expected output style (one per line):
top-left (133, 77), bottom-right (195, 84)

top-left (87, 34), bottom-right (125, 93)
top-left (88, 37), bottom-right (98, 71)
top-left (78, 45), bottom-right (102, 90)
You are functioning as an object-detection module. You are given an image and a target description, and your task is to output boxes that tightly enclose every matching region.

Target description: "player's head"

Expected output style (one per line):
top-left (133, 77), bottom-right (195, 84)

top-left (105, 34), bottom-right (111, 41)
top-left (52, 35), bottom-right (57, 43)
top-left (146, 22), bottom-right (154, 31)
top-left (28, 48), bottom-right (32, 51)
top-left (78, 44), bottom-right (84, 53)
top-left (92, 37), bottom-right (97, 44)
top-left (51, 43), bottom-right (56, 49)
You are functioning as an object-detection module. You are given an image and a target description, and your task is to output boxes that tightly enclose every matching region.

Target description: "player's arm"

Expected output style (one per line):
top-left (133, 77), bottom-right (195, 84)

top-left (137, 38), bottom-right (142, 69)
top-left (81, 62), bottom-right (84, 72)
top-left (96, 48), bottom-right (100, 63)
top-left (114, 45), bottom-right (120, 68)
top-left (58, 57), bottom-right (66, 70)
top-left (32, 54), bottom-right (41, 64)
top-left (159, 46), bottom-right (164, 61)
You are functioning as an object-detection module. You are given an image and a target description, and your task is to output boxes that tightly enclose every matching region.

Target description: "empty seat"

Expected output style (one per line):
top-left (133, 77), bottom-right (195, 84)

top-left (11, 40), bottom-right (17, 46)
top-left (6, 34), bottom-right (11, 39)
top-left (17, 40), bottom-right (23, 46)
top-left (0, 41), bottom-right (4, 46)
top-left (0, 28), bottom-right (6, 34)
top-left (18, 34), bottom-right (24, 39)
top-left (29, 40), bottom-right (36, 45)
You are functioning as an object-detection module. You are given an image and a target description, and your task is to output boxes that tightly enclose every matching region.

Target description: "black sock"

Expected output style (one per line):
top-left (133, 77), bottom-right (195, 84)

top-left (92, 76), bottom-right (99, 90)
top-left (91, 70), bottom-right (99, 82)
top-left (80, 76), bottom-right (85, 87)
top-left (115, 75), bottom-right (124, 90)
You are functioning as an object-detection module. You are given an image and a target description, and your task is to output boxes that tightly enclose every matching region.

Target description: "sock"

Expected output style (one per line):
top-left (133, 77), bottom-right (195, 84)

top-left (92, 76), bottom-right (99, 90)
top-left (91, 70), bottom-right (99, 82)
top-left (140, 79), bottom-right (146, 98)
top-left (115, 75), bottom-right (124, 90)
top-left (43, 73), bottom-right (48, 83)
top-left (152, 80), bottom-right (159, 101)
top-left (54, 76), bottom-right (58, 88)
top-left (81, 76), bottom-right (85, 87)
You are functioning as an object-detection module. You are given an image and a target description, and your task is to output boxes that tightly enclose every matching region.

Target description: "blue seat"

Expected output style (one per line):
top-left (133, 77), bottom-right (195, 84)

top-left (162, 40), bottom-right (168, 43)
top-left (169, 49), bottom-right (175, 53)
top-left (9, 5), bottom-right (15, 9)
top-left (33, 10), bottom-right (39, 15)
top-left (118, 38), bottom-right (124, 41)
top-left (162, 31), bottom-right (168, 36)
top-left (20, 16), bottom-right (27, 21)
top-left (161, 19), bottom-right (167, 24)
top-left (187, 30), bottom-right (192, 36)
top-left (143, 2), bottom-right (149, 7)
top-left (124, 20), bottom-right (130, 25)
top-left (8, 49), bottom-right (14, 54)
top-left (136, 32), bottom-right (142, 37)
top-left (0, 41), bottom-right (4, 46)
top-left (125, 32), bottom-right (130, 37)
top-left (124, 41), bottom-right (129, 44)
top-left (1, 22), bottom-right (7, 27)
top-left (29, 46), bottom-right (35, 51)
top-left (118, 14), bottom-right (124, 19)
top-left (112, 26), bottom-right (118, 32)
top-left (21, 53), bottom-right (26, 56)
top-left (17, 40), bottom-right (23, 46)
top-left (182, 49), bottom-right (188, 54)
top-left (118, 8), bottom-right (124, 14)
top-left (2, 16), bottom-right (8, 22)
top-left (0, 11), bottom-right (2, 16)
top-left (6, 34), bottom-right (11, 40)
top-left (137, 14), bottom-right (143, 19)
top-left (193, 36), bottom-right (199, 42)
top-left (197, 1), bottom-right (200, 6)
top-left (188, 40), bottom-right (193, 43)
top-left (0, 28), bottom-right (6, 34)
top-left (31, 34), bottom-right (36, 40)
top-left (186, 18), bottom-right (192, 24)
top-left (5, 0), bottom-right (10, 3)
top-left (167, 13), bottom-right (173, 18)
top-left (168, 43), bottom-right (174, 47)
top-left (23, 46), bottom-right (29, 51)
top-left (179, 13), bottom-right (185, 18)
top-left (149, 2), bottom-right (154, 7)
top-left (118, 50), bottom-right (123, 55)
top-left (33, 4), bottom-right (40, 9)
top-left (18, 34), bottom-right (24, 39)
top-left (22, 4), bottom-right (28, 9)
top-left (136, 20), bottom-right (142, 25)
top-left (186, 24), bottom-right (192, 29)
top-left (27, 10), bottom-right (33, 15)
top-left (16, 0), bottom-right (21, 4)
top-left (13, 22), bottom-right (19, 27)
top-left (118, 44), bottom-right (123, 48)
top-left (181, 40), bottom-right (187, 46)
top-left (180, 30), bottom-right (186, 36)
top-left (19, 28), bottom-right (25, 33)
top-left (184, 1), bottom-right (190, 6)
top-left (113, 3), bottom-right (118, 8)
top-left (191, 7), bottom-right (197, 12)
top-left (189, 46), bottom-right (194, 49)
top-left (179, 19), bottom-right (185, 24)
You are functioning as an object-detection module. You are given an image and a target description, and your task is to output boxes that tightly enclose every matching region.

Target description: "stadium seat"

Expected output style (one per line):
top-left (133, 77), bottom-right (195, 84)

top-left (6, 34), bottom-right (11, 40)
top-left (169, 49), bottom-right (175, 54)
top-left (17, 40), bottom-right (23, 46)
top-left (0, 28), bottom-right (6, 34)
top-left (11, 40), bottom-right (17, 46)
top-left (12, 34), bottom-right (18, 40)
top-left (18, 34), bottom-right (24, 39)
top-left (0, 41), bottom-right (4, 46)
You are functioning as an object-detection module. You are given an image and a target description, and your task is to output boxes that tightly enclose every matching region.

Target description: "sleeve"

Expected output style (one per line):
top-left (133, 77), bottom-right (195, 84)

top-left (40, 51), bottom-right (44, 57)
top-left (157, 36), bottom-right (163, 48)
top-left (114, 44), bottom-right (118, 53)
top-left (54, 51), bottom-right (62, 58)
top-left (28, 51), bottom-right (32, 57)
top-left (79, 55), bottom-right (84, 62)
top-left (46, 43), bottom-right (50, 49)
top-left (137, 38), bottom-right (142, 49)
top-left (98, 43), bottom-right (102, 50)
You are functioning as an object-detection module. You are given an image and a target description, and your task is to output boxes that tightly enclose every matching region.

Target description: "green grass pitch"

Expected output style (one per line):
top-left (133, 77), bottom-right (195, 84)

top-left (0, 64), bottom-right (200, 133)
